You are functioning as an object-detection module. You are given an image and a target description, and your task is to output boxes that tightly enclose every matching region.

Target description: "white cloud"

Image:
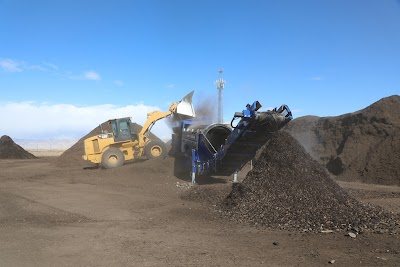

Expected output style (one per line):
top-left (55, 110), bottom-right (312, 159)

top-left (166, 83), bottom-right (175, 88)
top-left (27, 64), bottom-right (46, 71)
top-left (0, 58), bottom-right (59, 73)
top-left (0, 58), bottom-right (23, 72)
top-left (83, 70), bottom-right (101, 80)
top-left (68, 70), bottom-right (102, 81)
top-left (0, 57), bottom-right (101, 82)
top-left (0, 102), bottom-right (173, 141)
top-left (114, 80), bottom-right (124, 86)
top-left (42, 62), bottom-right (59, 70)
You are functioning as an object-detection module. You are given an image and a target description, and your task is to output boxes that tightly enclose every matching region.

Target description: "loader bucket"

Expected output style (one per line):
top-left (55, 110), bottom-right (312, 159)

top-left (175, 91), bottom-right (196, 118)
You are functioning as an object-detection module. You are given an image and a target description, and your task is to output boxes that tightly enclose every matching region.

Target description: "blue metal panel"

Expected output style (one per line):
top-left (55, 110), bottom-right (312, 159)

top-left (176, 101), bottom-right (292, 182)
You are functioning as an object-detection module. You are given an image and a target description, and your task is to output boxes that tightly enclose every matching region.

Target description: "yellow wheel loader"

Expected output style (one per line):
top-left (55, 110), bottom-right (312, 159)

top-left (82, 91), bottom-right (195, 169)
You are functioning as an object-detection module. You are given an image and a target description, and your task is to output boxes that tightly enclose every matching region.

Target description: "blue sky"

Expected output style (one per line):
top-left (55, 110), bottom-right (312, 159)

top-left (1, 0), bottom-right (400, 140)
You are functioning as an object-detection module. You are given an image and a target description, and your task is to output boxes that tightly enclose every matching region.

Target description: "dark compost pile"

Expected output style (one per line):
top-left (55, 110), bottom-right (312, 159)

top-left (219, 132), bottom-right (399, 233)
top-left (0, 135), bottom-right (36, 159)
top-left (284, 95), bottom-right (400, 185)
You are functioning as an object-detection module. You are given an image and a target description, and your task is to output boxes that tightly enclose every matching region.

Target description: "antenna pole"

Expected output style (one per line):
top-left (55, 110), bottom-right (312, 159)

top-left (215, 69), bottom-right (225, 124)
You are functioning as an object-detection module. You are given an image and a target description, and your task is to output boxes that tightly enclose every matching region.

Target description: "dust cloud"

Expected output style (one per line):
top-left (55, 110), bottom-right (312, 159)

top-left (166, 92), bottom-right (218, 129)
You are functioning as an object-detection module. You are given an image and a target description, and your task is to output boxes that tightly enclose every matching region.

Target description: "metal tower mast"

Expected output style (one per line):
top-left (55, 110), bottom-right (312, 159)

top-left (214, 69), bottom-right (225, 124)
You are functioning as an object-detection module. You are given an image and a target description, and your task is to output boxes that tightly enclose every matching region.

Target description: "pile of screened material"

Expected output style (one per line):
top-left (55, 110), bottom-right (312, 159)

top-left (219, 132), bottom-right (399, 233)
top-left (284, 95), bottom-right (400, 185)
top-left (0, 135), bottom-right (36, 159)
top-left (54, 121), bottom-right (163, 168)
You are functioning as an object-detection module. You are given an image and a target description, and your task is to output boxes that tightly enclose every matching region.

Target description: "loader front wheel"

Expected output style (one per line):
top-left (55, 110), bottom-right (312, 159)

top-left (101, 147), bottom-right (125, 169)
top-left (145, 141), bottom-right (167, 159)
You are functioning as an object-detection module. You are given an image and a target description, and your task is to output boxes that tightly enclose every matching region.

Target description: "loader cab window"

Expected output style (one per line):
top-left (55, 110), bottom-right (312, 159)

top-left (112, 118), bottom-right (132, 142)
top-left (119, 120), bottom-right (130, 134)
top-left (111, 122), bottom-right (118, 137)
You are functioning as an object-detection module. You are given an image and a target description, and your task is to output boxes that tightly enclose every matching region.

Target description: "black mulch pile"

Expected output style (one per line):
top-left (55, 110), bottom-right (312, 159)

top-left (284, 95), bottom-right (400, 185)
top-left (0, 135), bottom-right (36, 159)
top-left (218, 131), bottom-right (400, 233)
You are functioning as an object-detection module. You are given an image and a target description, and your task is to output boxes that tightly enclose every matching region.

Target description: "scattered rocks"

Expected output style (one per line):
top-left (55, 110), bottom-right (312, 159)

top-left (181, 184), bottom-right (232, 206)
top-left (347, 232), bottom-right (356, 238)
top-left (176, 182), bottom-right (193, 189)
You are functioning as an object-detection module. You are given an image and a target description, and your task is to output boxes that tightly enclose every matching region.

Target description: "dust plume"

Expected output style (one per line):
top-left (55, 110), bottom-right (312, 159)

top-left (193, 92), bottom-right (218, 123)
top-left (165, 91), bottom-right (218, 129)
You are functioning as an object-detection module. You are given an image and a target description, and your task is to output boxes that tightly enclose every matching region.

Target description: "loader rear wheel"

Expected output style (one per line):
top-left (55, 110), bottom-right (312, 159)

top-left (145, 140), bottom-right (167, 159)
top-left (101, 147), bottom-right (125, 169)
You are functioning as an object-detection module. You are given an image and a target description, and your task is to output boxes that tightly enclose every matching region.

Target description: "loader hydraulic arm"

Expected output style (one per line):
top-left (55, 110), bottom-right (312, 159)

top-left (136, 91), bottom-right (195, 154)
top-left (138, 102), bottom-right (178, 143)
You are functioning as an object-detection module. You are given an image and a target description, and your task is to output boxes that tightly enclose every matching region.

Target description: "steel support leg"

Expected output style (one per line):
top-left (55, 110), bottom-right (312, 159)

top-left (191, 172), bottom-right (196, 184)
top-left (233, 170), bottom-right (238, 183)
top-left (191, 149), bottom-right (197, 184)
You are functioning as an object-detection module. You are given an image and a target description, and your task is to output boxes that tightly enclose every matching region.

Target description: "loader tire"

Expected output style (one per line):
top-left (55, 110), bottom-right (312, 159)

top-left (101, 147), bottom-right (125, 169)
top-left (145, 140), bottom-right (167, 159)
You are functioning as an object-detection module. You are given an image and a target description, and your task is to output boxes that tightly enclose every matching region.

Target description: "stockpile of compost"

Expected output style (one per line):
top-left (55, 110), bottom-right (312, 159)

top-left (220, 132), bottom-right (399, 233)
top-left (54, 122), bottom-right (164, 168)
top-left (284, 95), bottom-right (400, 185)
top-left (0, 135), bottom-right (36, 159)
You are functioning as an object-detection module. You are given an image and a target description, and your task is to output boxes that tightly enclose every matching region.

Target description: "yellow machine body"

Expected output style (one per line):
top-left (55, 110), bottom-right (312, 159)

top-left (82, 91), bottom-right (195, 168)
top-left (82, 131), bottom-right (141, 164)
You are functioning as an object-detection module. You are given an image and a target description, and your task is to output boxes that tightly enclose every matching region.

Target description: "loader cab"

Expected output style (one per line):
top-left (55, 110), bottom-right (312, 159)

top-left (109, 117), bottom-right (138, 142)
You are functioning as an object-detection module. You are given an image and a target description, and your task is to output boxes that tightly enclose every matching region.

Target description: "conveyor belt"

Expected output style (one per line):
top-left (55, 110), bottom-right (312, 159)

top-left (173, 102), bottom-right (292, 182)
top-left (215, 110), bottom-right (290, 175)
top-left (216, 130), bottom-right (270, 175)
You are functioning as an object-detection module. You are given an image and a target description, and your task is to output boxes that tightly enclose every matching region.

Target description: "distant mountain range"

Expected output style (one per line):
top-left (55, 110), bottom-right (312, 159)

top-left (15, 139), bottom-right (78, 151)
top-left (14, 136), bottom-right (170, 152)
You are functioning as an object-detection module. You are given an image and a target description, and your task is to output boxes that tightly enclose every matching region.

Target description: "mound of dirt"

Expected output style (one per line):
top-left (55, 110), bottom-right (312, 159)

top-left (0, 135), bottom-right (36, 159)
top-left (54, 121), bottom-right (164, 168)
top-left (284, 95), bottom-right (400, 185)
top-left (124, 156), bottom-right (175, 176)
top-left (219, 132), bottom-right (399, 233)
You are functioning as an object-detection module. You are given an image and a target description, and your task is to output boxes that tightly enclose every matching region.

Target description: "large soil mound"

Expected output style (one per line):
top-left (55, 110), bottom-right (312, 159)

top-left (220, 132), bottom-right (399, 233)
top-left (0, 135), bottom-right (36, 159)
top-left (284, 95), bottom-right (400, 185)
top-left (54, 122), bottom-right (164, 168)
